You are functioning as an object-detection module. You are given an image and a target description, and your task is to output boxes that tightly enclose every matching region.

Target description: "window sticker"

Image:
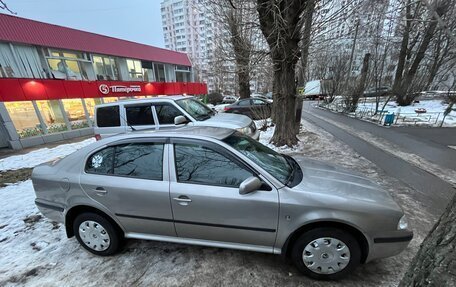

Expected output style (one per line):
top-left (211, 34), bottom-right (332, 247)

top-left (92, 154), bottom-right (104, 168)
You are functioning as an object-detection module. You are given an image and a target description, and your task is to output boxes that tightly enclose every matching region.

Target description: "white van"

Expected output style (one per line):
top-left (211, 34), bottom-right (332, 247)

top-left (94, 96), bottom-right (259, 140)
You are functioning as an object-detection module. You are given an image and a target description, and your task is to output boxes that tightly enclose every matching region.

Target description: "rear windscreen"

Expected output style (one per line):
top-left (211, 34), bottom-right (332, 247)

top-left (96, 106), bottom-right (120, 127)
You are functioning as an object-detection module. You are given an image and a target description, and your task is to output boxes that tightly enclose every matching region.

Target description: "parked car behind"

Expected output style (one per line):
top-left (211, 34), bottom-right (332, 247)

top-left (32, 126), bottom-right (412, 280)
top-left (94, 96), bottom-right (259, 140)
top-left (222, 95), bottom-right (239, 104)
top-left (224, 98), bottom-right (272, 120)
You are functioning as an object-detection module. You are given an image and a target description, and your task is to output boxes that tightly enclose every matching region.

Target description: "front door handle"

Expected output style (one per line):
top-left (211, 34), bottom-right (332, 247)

top-left (173, 196), bottom-right (192, 205)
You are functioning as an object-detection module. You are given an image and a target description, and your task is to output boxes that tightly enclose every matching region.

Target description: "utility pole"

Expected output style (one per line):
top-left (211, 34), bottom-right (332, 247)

top-left (347, 18), bottom-right (360, 78)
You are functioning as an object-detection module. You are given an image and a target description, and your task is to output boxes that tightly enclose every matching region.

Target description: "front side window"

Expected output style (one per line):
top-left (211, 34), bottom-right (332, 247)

top-left (86, 143), bottom-right (164, 180)
top-left (223, 132), bottom-right (292, 184)
top-left (96, 106), bottom-right (120, 127)
top-left (174, 143), bottom-right (253, 187)
top-left (126, 105), bottom-right (154, 126)
top-left (155, 104), bottom-right (183, 124)
top-left (176, 98), bottom-right (214, 121)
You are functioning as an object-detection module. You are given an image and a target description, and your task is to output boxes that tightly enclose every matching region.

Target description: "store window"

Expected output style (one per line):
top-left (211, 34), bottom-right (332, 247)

top-left (93, 55), bottom-right (118, 80)
top-left (127, 59), bottom-right (143, 80)
top-left (175, 65), bottom-right (190, 82)
top-left (47, 49), bottom-right (90, 80)
top-left (84, 98), bottom-right (103, 118)
top-left (35, 100), bottom-right (67, 134)
top-left (62, 99), bottom-right (89, 130)
top-left (103, 97), bottom-right (119, 103)
top-left (154, 63), bottom-right (166, 82)
top-left (4, 102), bottom-right (42, 138)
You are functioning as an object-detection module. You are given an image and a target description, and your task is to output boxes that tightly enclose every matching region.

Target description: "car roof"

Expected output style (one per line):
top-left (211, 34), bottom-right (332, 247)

top-left (95, 95), bottom-right (193, 107)
top-left (101, 126), bottom-right (235, 142)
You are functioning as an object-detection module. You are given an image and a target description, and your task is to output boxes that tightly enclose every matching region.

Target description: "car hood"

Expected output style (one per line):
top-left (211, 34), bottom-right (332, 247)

top-left (198, 112), bottom-right (251, 128)
top-left (291, 156), bottom-right (401, 211)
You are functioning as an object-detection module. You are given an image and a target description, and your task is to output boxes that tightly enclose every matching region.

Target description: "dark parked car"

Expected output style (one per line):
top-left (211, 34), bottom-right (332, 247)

top-left (224, 98), bottom-right (272, 120)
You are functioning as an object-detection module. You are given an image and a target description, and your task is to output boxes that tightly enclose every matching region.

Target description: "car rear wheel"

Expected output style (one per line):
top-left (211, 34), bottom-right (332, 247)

top-left (291, 227), bottom-right (361, 280)
top-left (73, 212), bottom-right (121, 256)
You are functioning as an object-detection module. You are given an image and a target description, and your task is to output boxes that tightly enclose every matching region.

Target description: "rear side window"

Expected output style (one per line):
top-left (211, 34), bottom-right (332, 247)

top-left (113, 143), bottom-right (163, 180)
top-left (96, 106), bottom-right (120, 127)
top-left (126, 105), bottom-right (154, 125)
top-left (238, 100), bottom-right (251, 106)
top-left (85, 143), bottom-right (164, 180)
top-left (86, 147), bottom-right (115, 174)
top-left (155, 104), bottom-right (183, 124)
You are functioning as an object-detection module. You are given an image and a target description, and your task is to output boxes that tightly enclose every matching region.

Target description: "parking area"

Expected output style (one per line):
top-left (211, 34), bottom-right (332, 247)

top-left (0, 118), bottom-right (437, 286)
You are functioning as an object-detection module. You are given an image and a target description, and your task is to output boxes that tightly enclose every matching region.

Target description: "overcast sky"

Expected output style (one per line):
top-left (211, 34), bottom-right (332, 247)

top-left (0, 0), bottom-right (165, 48)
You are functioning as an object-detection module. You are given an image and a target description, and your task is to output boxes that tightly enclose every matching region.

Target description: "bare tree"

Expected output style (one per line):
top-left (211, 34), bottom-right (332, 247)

top-left (257, 0), bottom-right (310, 147)
top-left (393, 0), bottom-right (453, 106)
top-left (207, 0), bottom-right (270, 98)
top-left (0, 0), bottom-right (16, 14)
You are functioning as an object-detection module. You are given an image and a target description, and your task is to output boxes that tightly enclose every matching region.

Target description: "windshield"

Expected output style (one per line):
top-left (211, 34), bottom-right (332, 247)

top-left (223, 132), bottom-right (292, 185)
top-left (176, 98), bottom-right (214, 121)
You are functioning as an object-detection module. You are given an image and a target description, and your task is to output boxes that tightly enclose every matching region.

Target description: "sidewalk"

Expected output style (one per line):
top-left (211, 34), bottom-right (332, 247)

top-left (0, 135), bottom-right (94, 160)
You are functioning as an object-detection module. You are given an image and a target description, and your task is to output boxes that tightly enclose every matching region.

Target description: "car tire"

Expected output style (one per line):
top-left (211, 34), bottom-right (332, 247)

top-left (73, 212), bottom-right (122, 256)
top-left (291, 227), bottom-right (361, 280)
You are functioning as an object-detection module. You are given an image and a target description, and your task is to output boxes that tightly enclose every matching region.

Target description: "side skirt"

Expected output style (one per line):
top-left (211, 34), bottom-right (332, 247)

top-left (125, 232), bottom-right (282, 255)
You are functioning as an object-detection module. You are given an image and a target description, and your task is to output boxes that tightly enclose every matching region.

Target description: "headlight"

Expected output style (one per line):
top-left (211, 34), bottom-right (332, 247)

top-left (397, 215), bottom-right (408, 230)
top-left (237, 126), bottom-right (250, 134)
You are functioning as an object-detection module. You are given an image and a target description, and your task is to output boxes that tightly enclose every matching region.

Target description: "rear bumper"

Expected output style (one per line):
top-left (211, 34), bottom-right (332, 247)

top-left (366, 231), bottom-right (413, 262)
top-left (35, 199), bottom-right (65, 223)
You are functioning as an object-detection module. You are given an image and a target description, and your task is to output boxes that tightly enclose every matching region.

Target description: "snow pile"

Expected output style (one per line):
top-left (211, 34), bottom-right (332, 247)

top-left (0, 138), bottom-right (95, 172)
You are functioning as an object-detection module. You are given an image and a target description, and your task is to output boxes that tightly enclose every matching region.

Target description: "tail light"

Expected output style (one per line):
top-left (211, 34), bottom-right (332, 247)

top-left (94, 134), bottom-right (101, 141)
top-left (224, 106), bottom-right (231, 111)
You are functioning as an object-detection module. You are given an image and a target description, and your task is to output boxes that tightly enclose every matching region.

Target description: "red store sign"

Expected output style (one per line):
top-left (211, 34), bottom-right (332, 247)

top-left (0, 79), bottom-right (208, 102)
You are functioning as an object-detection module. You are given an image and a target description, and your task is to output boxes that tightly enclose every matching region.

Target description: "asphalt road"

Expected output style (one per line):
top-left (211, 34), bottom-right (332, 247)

top-left (303, 102), bottom-right (456, 172)
top-left (302, 101), bottom-right (455, 218)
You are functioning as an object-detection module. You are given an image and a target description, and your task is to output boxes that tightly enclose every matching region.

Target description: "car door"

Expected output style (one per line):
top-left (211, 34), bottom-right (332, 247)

top-left (153, 103), bottom-right (190, 130)
top-left (235, 99), bottom-right (253, 117)
top-left (79, 139), bottom-right (176, 237)
top-left (124, 103), bottom-right (157, 131)
top-left (251, 99), bottom-right (270, 119)
top-left (169, 138), bottom-right (279, 249)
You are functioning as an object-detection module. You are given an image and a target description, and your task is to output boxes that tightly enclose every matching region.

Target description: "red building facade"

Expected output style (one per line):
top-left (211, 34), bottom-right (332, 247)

top-left (0, 14), bottom-right (207, 149)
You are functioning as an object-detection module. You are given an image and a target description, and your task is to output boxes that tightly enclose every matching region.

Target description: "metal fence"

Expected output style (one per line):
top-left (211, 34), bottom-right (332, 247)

top-left (320, 103), bottom-right (446, 127)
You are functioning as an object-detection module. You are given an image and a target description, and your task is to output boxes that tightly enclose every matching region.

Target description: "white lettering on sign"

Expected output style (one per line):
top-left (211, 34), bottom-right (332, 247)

top-left (98, 84), bottom-right (141, 94)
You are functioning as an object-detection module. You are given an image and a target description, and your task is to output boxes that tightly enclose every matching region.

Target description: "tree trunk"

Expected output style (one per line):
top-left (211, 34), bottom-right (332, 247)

top-left (399, 193), bottom-right (456, 287)
top-left (347, 53), bottom-right (370, 113)
top-left (271, 61), bottom-right (298, 146)
top-left (257, 0), bottom-right (308, 147)
top-left (298, 0), bottom-right (315, 87)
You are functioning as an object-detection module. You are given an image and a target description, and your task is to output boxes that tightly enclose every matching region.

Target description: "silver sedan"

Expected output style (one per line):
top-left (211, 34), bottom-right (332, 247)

top-left (32, 127), bottom-right (413, 280)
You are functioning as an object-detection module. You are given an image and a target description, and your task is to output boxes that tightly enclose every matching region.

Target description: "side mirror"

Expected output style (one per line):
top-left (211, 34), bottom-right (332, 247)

top-left (174, 115), bottom-right (188, 125)
top-left (239, 176), bottom-right (262, 195)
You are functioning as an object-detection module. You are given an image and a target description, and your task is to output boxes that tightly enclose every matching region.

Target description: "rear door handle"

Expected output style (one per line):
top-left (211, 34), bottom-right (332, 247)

top-left (173, 196), bottom-right (192, 205)
top-left (93, 187), bottom-right (107, 196)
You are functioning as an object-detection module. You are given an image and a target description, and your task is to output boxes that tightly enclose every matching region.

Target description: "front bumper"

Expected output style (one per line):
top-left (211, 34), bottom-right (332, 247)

top-left (366, 230), bottom-right (413, 262)
top-left (251, 129), bottom-right (260, 140)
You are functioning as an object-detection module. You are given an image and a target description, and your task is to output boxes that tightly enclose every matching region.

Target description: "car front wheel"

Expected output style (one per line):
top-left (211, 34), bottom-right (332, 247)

top-left (73, 212), bottom-right (122, 256)
top-left (291, 227), bottom-right (361, 280)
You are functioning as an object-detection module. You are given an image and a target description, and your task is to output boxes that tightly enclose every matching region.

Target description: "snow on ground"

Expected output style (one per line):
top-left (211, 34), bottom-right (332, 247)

top-left (0, 138), bottom-right (95, 172)
top-left (0, 121), bottom-right (439, 286)
top-left (355, 99), bottom-right (456, 127)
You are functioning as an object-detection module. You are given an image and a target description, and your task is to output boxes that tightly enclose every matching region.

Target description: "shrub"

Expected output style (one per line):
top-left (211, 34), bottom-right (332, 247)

top-left (205, 92), bottom-right (224, 105)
